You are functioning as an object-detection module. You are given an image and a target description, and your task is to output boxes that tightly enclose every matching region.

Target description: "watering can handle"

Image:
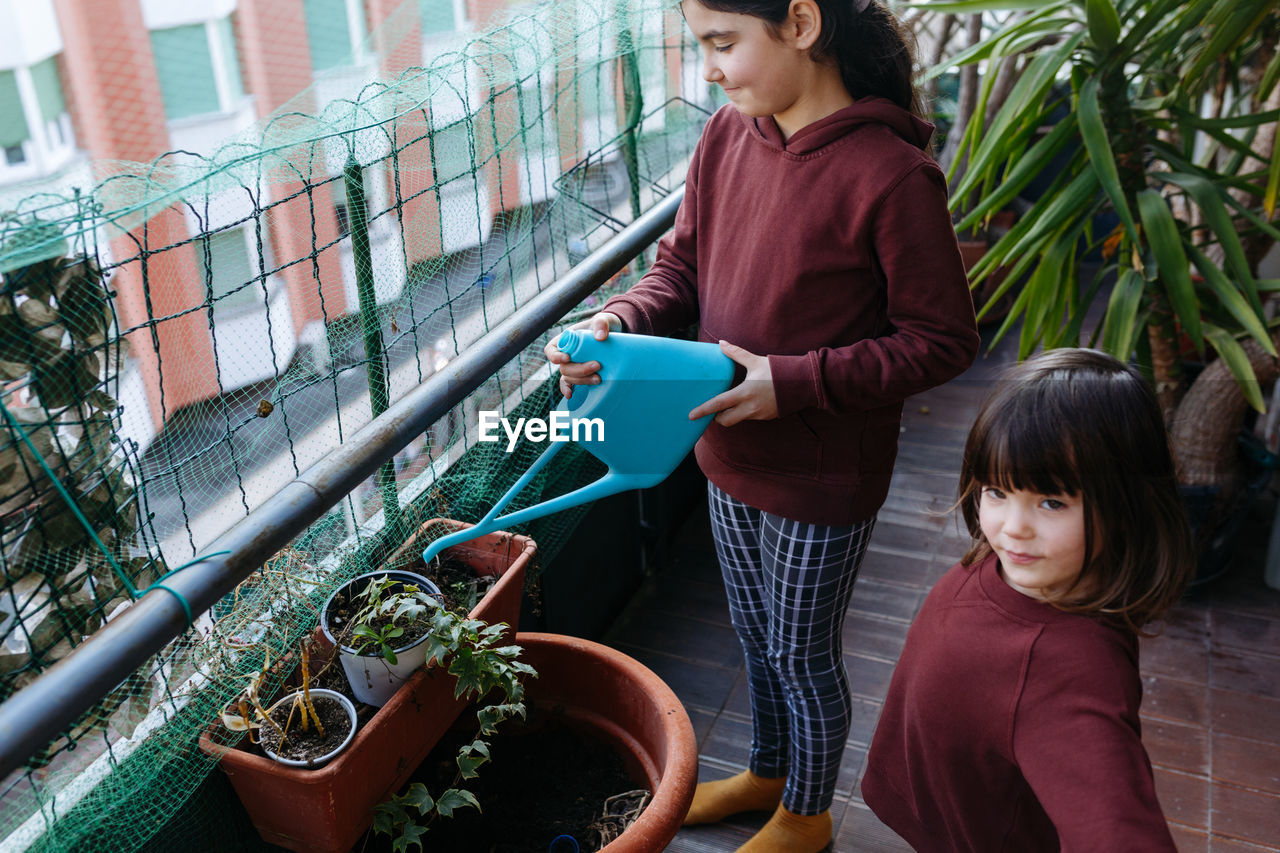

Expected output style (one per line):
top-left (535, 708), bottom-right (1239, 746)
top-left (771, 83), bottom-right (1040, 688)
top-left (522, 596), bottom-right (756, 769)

top-left (420, 441), bottom-right (640, 565)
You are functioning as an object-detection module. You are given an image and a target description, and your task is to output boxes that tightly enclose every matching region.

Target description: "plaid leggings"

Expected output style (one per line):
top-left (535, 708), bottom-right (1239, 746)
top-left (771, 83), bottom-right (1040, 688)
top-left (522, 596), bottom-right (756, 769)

top-left (708, 481), bottom-right (876, 815)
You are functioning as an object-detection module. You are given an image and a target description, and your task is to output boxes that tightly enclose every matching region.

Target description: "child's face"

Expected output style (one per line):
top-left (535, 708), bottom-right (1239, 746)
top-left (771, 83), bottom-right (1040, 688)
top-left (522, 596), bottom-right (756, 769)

top-left (978, 486), bottom-right (1088, 601)
top-left (681, 0), bottom-right (814, 122)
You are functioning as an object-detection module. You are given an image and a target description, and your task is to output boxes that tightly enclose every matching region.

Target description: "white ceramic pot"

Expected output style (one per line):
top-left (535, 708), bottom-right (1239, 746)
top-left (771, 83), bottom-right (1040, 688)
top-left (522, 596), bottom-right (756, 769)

top-left (319, 570), bottom-right (442, 706)
top-left (259, 688), bottom-right (358, 768)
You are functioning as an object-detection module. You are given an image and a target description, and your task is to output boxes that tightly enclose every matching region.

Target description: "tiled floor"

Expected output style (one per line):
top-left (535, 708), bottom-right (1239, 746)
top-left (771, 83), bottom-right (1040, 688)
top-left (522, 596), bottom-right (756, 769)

top-left (602, 341), bottom-right (1280, 852)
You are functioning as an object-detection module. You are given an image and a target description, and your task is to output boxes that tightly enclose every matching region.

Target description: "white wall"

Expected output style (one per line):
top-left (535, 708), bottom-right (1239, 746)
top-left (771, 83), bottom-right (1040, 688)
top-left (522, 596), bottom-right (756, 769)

top-left (211, 285), bottom-right (299, 389)
top-left (140, 0), bottom-right (236, 30)
top-left (0, 0), bottom-right (61, 69)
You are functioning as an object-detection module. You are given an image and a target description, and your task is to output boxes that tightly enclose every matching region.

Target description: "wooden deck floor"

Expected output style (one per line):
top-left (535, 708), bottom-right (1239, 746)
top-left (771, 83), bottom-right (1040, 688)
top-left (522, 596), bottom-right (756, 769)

top-left (602, 343), bottom-right (1280, 852)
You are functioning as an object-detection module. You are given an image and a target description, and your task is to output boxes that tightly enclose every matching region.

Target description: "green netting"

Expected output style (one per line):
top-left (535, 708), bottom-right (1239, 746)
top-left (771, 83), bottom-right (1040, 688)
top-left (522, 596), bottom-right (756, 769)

top-left (0, 0), bottom-right (718, 848)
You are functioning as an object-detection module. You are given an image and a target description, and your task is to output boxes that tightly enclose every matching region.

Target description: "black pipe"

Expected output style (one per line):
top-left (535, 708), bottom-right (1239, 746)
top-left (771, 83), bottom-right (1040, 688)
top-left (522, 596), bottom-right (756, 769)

top-left (0, 187), bottom-right (683, 781)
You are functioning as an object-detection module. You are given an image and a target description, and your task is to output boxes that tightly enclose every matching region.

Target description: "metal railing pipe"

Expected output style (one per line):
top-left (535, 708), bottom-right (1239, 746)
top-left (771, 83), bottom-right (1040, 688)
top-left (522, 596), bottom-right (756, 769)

top-left (0, 187), bottom-right (684, 780)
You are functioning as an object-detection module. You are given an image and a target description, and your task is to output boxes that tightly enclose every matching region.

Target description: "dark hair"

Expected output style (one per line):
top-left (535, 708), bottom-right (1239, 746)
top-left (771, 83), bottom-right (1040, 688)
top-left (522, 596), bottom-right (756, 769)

top-left (957, 349), bottom-right (1194, 633)
top-left (694, 0), bottom-right (924, 118)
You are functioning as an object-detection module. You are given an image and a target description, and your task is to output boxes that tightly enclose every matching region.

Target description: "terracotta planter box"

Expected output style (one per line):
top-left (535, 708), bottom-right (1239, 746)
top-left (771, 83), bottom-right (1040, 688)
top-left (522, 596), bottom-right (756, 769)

top-left (198, 519), bottom-right (536, 853)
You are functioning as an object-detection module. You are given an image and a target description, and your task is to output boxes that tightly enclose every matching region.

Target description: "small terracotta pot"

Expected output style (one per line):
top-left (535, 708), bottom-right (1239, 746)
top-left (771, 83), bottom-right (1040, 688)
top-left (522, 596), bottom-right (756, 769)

top-left (199, 519), bottom-right (535, 853)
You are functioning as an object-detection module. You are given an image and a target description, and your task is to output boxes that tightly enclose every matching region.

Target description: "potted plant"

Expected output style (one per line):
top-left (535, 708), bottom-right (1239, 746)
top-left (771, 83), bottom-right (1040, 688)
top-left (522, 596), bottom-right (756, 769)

top-left (199, 520), bottom-right (537, 852)
top-left (222, 639), bottom-right (360, 768)
top-left (320, 570), bottom-right (444, 705)
top-left (924, 0), bottom-right (1280, 573)
top-left (369, 633), bottom-right (699, 853)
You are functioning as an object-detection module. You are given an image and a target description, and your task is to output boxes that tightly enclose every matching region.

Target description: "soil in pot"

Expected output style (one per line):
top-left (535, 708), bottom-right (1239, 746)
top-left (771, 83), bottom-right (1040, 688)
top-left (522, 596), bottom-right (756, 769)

top-left (324, 576), bottom-right (437, 651)
top-left (362, 714), bottom-right (649, 852)
top-left (258, 693), bottom-right (355, 764)
top-left (412, 554), bottom-right (498, 613)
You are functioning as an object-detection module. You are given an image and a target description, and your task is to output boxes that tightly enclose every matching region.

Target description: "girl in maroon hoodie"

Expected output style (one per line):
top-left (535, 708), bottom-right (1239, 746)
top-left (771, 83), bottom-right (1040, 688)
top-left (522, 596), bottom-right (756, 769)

top-left (862, 349), bottom-right (1194, 851)
top-left (547, 1), bottom-right (978, 849)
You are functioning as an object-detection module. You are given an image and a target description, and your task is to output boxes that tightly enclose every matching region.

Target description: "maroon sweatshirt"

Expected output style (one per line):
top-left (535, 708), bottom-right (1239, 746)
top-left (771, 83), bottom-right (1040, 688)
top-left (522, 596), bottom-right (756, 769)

top-left (861, 555), bottom-right (1176, 852)
top-left (604, 100), bottom-right (978, 524)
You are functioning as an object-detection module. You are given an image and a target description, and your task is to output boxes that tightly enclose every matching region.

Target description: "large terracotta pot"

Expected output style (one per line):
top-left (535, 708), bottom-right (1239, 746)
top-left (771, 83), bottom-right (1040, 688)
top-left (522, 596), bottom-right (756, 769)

top-left (198, 519), bottom-right (535, 853)
top-left (513, 632), bottom-right (699, 853)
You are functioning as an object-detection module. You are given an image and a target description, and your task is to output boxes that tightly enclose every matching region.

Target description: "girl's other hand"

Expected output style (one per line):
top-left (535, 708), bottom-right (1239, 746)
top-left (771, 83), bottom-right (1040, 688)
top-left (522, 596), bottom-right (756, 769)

top-left (689, 340), bottom-right (778, 426)
top-left (545, 311), bottom-right (621, 398)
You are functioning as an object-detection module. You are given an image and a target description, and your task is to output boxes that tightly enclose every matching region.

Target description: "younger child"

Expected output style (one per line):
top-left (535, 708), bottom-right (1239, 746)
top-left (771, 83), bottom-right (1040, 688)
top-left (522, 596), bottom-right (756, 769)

top-left (861, 348), bottom-right (1193, 852)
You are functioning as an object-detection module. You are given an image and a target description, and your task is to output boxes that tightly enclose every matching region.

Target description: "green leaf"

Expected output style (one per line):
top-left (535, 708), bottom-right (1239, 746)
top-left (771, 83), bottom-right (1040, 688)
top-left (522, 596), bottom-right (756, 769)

top-left (1204, 324), bottom-right (1266, 413)
top-left (1001, 167), bottom-right (1100, 265)
top-left (1099, 267), bottom-right (1145, 358)
top-left (1186, 243), bottom-right (1275, 355)
top-left (456, 750), bottom-right (488, 780)
top-left (955, 114), bottom-right (1079, 233)
top-left (1135, 188), bottom-right (1200, 351)
top-left (1261, 42), bottom-right (1280, 99)
top-left (1157, 171), bottom-right (1261, 315)
top-left (383, 648), bottom-right (399, 665)
top-left (1085, 0), bottom-right (1121, 52)
top-left (401, 782), bottom-right (435, 815)
top-left (1079, 76), bottom-right (1139, 245)
top-left (1266, 122), bottom-right (1280, 219)
top-left (435, 788), bottom-right (481, 818)
top-left (371, 806), bottom-right (397, 836)
top-left (1184, 3), bottom-right (1273, 85)
top-left (391, 822), bottom-right (429, 853)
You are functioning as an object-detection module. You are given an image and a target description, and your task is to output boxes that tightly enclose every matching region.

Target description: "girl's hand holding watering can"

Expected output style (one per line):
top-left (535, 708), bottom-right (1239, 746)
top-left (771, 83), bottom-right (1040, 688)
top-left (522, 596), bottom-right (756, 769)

top-left (546, 316), bottom-right (777, 427)
top-left (689, 341), bottom-right (778, 427)
top-left (545, 311), bottom-right (620, 398)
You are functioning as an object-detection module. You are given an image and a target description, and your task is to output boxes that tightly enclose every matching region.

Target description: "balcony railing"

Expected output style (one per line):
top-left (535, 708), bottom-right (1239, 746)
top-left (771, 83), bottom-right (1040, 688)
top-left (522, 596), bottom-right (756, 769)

top-left (0, 1), bottom-right (716, 847)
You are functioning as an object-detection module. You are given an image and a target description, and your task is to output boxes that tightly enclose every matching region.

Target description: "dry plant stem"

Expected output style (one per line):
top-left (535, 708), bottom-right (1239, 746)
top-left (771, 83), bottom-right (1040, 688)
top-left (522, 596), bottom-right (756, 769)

top-left (299, 641), bottom-right (324, 736)
top-left (250, 689), bottom-right (286, 739)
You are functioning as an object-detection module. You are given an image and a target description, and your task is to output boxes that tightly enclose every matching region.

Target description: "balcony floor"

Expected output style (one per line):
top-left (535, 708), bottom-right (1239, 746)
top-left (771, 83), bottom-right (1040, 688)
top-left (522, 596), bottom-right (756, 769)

top-left (602, 342), bottom-right (1280, 852)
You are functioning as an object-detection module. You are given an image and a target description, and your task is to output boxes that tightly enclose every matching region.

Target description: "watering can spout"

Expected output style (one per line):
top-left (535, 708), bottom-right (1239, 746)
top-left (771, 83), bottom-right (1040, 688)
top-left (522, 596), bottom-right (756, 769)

top-left (421, 331), bottom-right (734, 565)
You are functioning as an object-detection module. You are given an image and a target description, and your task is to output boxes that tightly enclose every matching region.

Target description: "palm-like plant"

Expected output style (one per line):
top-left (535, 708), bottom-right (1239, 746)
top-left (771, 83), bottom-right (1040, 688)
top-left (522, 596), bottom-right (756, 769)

top-left (923, 0), bottom-right (1280, 417)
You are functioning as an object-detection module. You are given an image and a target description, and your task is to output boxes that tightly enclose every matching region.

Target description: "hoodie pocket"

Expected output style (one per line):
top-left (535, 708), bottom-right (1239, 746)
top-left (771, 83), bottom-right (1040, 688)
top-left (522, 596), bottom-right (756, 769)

top-left (705, 413), bottom-right (825, 479)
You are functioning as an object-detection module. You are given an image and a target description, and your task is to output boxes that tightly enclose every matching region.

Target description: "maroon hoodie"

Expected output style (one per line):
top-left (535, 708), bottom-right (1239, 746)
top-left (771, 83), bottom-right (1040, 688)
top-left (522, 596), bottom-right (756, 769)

top-left (604, 100), bottom-right (978, 524)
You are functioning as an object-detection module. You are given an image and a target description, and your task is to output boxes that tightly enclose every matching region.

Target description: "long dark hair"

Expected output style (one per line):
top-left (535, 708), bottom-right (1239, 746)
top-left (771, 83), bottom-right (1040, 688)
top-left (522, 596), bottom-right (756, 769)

top-left (956, 349), bottom-right (1194, 634)
top-left (694, 0), bottom-right (924, 119)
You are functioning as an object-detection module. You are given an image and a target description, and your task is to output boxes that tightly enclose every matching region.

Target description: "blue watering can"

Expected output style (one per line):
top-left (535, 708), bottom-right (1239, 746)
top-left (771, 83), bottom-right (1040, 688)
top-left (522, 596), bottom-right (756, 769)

top-left (421, 330), bottom-right (735, 565)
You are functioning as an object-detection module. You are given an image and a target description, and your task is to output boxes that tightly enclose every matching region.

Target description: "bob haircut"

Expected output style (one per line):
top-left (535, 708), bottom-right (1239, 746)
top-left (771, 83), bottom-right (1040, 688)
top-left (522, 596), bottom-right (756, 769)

top-left (957, 348), bottom-right (1193, 633)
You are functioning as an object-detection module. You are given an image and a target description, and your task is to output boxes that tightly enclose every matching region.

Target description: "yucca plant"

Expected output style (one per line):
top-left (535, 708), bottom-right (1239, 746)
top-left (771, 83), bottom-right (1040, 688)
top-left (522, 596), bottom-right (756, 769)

top-left (921, 0), bottom-right (1280, 417)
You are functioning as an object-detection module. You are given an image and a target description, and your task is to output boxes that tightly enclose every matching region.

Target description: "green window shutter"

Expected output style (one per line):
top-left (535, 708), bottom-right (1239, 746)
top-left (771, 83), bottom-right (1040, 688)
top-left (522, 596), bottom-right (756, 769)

top-left (217, 17), bottom-right (244, 100)
top-left (0, 71), bottom-right (31, 148)
top-left (30, 57), bottom-right (65, 123)
top-left (432, 122), bottom-right (475, 185)
top-left (418, 0), bottom-right (452, 35)
top-left (516, 85), bottom-right (551, 153)
top-left (199, 229), bottom-right (257, 310)
top-left (150, 25), bottom-right (220, 119)
top-left (305, 0), bottom-right (353, 72)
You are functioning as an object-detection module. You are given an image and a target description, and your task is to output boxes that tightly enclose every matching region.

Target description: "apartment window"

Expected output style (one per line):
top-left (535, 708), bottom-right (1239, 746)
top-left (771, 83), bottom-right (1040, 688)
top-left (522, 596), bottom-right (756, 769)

top-left (30, 58), bottom-right (65, 126)
top-left (0, 70), bottom-right (30, 153)
top-left (198, 229), bottom-right (258, 312)
top-left (418, 0), bottom-right (454, 35)
top-left (151, 25), bottom-right (221, 119)
top-left (516, 84), bottom-right (552, 154)
top-left (305, 0), bottom-right (364, 72)
top-left (431, 122), bottom-right (476, 186)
